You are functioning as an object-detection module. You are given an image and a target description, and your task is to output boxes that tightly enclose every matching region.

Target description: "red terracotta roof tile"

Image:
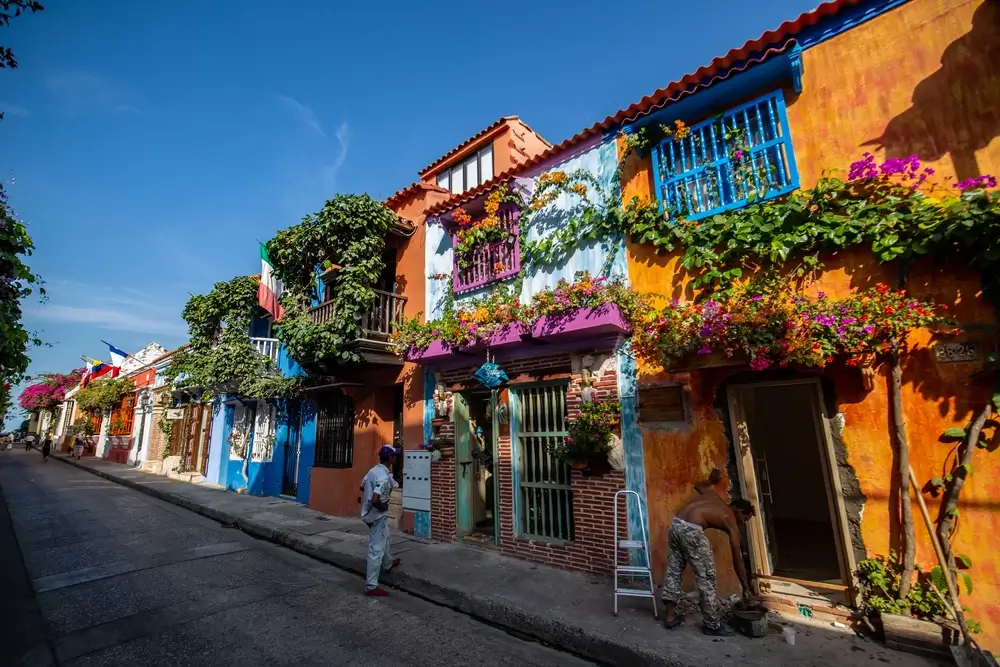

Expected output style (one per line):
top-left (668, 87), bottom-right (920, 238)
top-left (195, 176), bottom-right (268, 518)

top-left (426, 0), bottom-right (861, 218)
top-left (417, 116), bottom-right (551, 178)
top-left (383, 181), bottom-right (450, 209)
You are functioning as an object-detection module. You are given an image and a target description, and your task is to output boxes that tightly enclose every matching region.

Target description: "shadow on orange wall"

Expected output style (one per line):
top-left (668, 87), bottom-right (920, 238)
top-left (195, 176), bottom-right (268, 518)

top-left (864, 0), bottom-right (1000, 182)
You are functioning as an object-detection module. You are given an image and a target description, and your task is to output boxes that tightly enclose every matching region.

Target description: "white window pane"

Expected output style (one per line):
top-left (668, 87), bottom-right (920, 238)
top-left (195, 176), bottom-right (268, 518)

top-left (479, 144), bottom-right (494, 182)
top-left (437, 173), bottom-right (449, 189)
top-left (450, 165), bottom-right (464, 194)
top-left (465, 155), bottom-right (479, 188)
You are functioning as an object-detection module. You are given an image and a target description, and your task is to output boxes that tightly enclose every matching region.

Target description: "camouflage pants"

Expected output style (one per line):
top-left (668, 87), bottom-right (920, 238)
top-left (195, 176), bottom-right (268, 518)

top-left (662, 517), bottom-right (721, 629)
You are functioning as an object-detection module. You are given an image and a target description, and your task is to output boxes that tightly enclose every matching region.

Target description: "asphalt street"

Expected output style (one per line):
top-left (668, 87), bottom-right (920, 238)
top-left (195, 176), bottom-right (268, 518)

top-left (0, 448), bottom-right (594, 666)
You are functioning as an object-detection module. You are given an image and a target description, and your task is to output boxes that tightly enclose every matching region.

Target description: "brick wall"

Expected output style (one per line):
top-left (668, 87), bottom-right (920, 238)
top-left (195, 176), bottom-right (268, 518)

top-left (146, 406), bottom-right (168, 460)
top-left (431, 349), bottom-right (627, 575)
top-left (429, 418), bottom-right (456, 541)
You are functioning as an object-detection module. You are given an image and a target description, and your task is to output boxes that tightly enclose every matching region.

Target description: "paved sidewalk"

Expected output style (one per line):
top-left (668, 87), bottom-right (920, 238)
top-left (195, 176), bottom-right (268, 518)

top-left (45, 450), bottom-right (938, 667)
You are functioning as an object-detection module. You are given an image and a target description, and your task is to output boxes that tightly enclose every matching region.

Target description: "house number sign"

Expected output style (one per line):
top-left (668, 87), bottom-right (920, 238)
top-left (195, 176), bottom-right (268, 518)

top-left (934, 341), bottom-right (980, 364)
top-left (164, 408), bottom-right (184, 420)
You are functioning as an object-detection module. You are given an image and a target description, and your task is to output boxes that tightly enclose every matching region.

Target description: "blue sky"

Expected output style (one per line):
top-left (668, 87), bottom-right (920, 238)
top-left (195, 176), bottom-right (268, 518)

top-left (2, 0), bottom-right (819, 425)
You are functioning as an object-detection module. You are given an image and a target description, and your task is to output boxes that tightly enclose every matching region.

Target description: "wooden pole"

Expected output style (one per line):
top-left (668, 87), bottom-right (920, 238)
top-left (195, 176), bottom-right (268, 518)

top-left (908, 465), bottom-right (973, 647)
top-left (891, 350), bottom-right (917, 600)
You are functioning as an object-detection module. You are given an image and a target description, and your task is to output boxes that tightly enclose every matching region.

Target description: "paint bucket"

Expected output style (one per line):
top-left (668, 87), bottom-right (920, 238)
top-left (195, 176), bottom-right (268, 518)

top-left (733, 608), bottom-right (769, 638)
top-left (782, 626), bottom-right (797, 646)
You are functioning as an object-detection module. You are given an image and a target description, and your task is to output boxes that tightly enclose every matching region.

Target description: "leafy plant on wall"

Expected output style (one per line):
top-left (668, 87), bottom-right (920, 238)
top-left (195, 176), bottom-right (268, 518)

top-left (164, 275), bottom-right (299, 400)
top-left (75, 377), bottom-right (134, 414)
top-left (265, 194), bottom-right (398, 369)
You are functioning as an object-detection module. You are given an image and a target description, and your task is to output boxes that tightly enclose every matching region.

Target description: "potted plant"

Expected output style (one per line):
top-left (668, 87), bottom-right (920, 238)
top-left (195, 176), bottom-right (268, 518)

top-left (550, 398), bottom-right (620, 472)
top-left (422, 434), bottom-right (455, 461)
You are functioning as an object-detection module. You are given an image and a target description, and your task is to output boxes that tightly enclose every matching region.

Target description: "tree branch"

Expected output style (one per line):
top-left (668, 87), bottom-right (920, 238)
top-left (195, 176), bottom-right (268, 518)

top-left (936, 402), bottom-right (993, 573)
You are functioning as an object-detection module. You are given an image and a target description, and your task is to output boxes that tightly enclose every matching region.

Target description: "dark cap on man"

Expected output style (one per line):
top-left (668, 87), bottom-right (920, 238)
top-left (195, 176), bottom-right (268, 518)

top-left (379, 445), bottom-right (401, 462)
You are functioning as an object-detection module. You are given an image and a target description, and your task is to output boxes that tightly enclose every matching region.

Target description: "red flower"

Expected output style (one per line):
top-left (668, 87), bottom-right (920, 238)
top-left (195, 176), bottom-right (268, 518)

top-left (875, 283), bottom-right (889, 295)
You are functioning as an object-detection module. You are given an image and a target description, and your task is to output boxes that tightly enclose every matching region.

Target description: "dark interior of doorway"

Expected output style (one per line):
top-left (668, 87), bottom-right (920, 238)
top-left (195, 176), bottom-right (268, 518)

top-left (743, 384), bottom-right (841, 584)
top-left (466, 391), bottom-right (496, 544)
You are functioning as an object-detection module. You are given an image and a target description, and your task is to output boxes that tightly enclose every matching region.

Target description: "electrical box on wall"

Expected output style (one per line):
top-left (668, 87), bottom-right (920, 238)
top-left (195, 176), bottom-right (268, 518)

top-left (402, 450), bottom-right (431, 512)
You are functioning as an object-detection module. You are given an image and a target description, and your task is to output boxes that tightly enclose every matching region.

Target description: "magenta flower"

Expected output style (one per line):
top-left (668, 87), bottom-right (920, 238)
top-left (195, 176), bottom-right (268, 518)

top-left (955, 175), bottom-right (997, 191)
top-left (733, 150), bottom-right (744, 160)
top-left (697, 345), bottom-right (712, 355)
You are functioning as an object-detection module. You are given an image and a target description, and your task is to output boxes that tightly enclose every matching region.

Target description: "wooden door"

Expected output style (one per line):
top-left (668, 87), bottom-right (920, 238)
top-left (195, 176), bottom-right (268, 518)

top-left (725, 386), bottom-right (772, 588)
top-left (454, 393), bottom-right (473, 537)
top-left (199, 405), bottom-right (214, 477)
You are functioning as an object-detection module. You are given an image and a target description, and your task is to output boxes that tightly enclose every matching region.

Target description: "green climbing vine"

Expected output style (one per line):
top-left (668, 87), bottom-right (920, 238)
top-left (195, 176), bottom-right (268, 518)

top-left (75, 377), bottom-right (133, 413)
top-left (265, 194), bottom-right (399, 369)
top-left (164, 275), bottom-right (299, 399)
top-left (157, 413), bottom-right (174, 458)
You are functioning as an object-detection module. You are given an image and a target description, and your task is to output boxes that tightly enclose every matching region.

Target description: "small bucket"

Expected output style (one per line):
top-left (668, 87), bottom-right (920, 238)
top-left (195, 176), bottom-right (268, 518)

top-left (733, 608), bottom-right (769, 638)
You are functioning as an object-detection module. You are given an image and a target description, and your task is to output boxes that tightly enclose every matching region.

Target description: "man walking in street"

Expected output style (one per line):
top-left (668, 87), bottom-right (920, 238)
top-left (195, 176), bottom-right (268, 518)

top-left (41, 436), bottom-right (52, 462)
top-left (361, 445), bottom-right (402, 597)
top-left (662, 474), bottom-right (756, 636)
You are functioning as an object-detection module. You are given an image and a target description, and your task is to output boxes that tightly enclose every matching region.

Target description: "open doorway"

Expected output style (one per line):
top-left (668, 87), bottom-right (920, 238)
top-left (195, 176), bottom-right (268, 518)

top-left (727, 379), bottom-right (855, 606)
top-left (455, 390), bottom-right (498, 545)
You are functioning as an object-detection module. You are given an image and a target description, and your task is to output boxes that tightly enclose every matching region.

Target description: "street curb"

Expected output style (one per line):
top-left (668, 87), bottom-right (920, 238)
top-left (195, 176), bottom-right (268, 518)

top-left (50, 454), bottom-right (683, 667)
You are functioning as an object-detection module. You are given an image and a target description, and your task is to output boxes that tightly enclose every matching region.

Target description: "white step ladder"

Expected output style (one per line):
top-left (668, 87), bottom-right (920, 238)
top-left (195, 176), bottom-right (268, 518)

top-left (613, 489), bottom-right (658, 618)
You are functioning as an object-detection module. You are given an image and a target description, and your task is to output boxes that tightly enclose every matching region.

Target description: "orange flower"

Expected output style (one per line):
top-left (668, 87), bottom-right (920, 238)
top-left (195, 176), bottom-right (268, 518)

top-left (572, 183), bottom-right (588, 196)
top-left (494, 262), bottom-right (506, 272)
top-left (453, 208), bottom-right (471, 226)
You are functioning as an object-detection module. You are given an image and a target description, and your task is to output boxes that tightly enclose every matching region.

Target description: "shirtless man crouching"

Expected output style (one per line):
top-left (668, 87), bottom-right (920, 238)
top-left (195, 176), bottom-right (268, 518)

top-left (662, 468), bottom-right (756, 636)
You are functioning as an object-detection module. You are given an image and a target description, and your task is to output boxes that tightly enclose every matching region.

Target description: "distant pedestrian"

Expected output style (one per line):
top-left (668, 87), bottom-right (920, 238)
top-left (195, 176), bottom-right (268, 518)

top-left (42, 437), bottom-right (51, 462)
top-left (361, 445), bottom-right (402, 597)
top-left (73, 435), bottom-right (85, 460)
top-left (25, 434), bottom-right (33, 451)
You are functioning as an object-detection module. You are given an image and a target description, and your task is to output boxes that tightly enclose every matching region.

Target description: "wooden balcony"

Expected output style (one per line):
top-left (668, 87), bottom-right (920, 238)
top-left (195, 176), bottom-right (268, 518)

top-left (310, 289), bottom-right (407, 354)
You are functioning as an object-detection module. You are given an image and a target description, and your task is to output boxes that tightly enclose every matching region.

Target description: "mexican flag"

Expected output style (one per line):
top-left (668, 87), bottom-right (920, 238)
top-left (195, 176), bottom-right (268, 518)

top-left (258, 243), bottom-right (284, 321)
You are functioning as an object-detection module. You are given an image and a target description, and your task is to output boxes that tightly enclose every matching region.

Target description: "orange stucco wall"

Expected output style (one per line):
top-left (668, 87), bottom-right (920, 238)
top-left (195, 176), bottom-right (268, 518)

top-left (309, 377), bottom-right (397, 517)
top-left (623, 0), bottom-right (1000, 646)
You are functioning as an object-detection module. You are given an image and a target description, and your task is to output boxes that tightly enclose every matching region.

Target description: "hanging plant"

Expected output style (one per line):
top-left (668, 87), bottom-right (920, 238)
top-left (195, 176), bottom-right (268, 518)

top-left (631, 278), bottom-right (950, 372)
top-left (265, 194), bottom-right (398, 369)
top-left (453, 187), bottom-right (519, 269)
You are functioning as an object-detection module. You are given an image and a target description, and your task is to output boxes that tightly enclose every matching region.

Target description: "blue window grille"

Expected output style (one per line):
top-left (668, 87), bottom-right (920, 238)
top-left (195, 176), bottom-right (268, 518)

top-left (650, 90), bottom-right (799, 222)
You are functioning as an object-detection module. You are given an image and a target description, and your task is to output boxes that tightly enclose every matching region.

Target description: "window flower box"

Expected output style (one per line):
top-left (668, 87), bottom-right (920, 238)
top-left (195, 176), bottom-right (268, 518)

top-left (531, 304), bottom-right (631, 341)
top-left (457, 322), bottom-right (530, 352)
top-left (405, 340), bottom-right (453, 363)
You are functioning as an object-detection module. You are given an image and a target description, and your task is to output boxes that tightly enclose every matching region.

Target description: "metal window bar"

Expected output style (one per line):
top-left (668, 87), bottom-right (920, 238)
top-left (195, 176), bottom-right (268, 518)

top-left (514, 384), bottom-right (573, 541)
top-left (650, 90), bottom-right (799, 223)
top-left (314, 391), bottom-right (355, 468)
top-left (453, 206), bottom-right (521, 294)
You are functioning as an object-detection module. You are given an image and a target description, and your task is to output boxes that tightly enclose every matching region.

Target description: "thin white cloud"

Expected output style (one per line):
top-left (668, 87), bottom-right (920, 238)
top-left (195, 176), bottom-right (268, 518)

top-left (276, 93), bottom-right (326, 137)
top-left (30, 304), bottom-right (187, 337)
top-left (27, 280), bottom-right (186, 338)
top-left (0, 101), bottom-right (29, 117)
top-left (45, 71), bottom-right (136, 114)
top-left (320, 121), bottom-right (350, 191)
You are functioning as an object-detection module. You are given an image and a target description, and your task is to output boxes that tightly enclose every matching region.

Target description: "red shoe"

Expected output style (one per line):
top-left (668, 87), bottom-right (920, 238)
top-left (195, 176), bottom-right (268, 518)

top-left (388, 557), bottom-right (401, 570)
top-left (364, 588), bottom-right (389, 597)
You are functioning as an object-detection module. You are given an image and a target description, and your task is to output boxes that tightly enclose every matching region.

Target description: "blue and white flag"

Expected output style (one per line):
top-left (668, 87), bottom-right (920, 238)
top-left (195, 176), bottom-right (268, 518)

top-left (101, 340), bottom-right (129, 368)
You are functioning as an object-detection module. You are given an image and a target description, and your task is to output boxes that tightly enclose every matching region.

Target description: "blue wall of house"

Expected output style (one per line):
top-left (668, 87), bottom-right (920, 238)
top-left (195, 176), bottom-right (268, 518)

top-left (297, 398), bottom-right (317, 504)
top-left (205, 396), bottom-right (226, 486)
